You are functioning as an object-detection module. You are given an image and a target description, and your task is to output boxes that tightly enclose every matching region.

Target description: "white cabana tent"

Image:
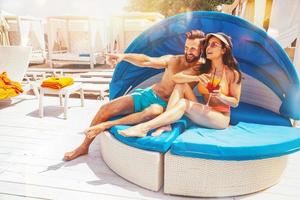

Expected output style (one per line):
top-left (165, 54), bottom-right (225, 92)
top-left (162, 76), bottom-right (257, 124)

top-left (4, 15), bottom-right (46, 64)
top-left (109, 12), bottom-right (164, 53)
top-left (267, 0), bottom-right (300, 75)
top-left (0, 15), bottom-right (10, 46)
top-left (47, 16), bottom-right (108, 69)
top-left (222, 0), bottom-right (300, 75)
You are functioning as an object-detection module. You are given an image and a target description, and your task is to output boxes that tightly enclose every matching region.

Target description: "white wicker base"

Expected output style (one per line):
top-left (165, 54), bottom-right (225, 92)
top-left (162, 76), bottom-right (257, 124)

top-left (164, 151), bottom-right (288, 197)
top-left (99, 131), bottom-right (164, 191)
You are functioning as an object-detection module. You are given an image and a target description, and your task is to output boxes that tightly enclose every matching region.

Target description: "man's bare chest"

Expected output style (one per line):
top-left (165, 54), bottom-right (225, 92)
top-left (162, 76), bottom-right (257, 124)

top-left (167, 64), bottom-right (190, 75)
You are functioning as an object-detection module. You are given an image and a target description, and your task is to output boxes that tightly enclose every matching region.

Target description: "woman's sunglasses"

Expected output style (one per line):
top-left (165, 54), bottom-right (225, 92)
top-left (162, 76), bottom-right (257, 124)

top-left (207, 41), bottom-right (222, 48)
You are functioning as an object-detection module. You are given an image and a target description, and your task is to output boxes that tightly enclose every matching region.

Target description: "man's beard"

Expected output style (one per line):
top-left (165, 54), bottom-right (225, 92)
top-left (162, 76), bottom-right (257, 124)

top-left (185, 53), bottom-right (200, 63)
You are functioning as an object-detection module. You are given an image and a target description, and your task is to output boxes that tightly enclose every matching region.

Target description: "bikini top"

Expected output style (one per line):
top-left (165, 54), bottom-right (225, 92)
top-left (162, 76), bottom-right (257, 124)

top-left (197, 66), bottom-right (227, 96)
top-left (197, 67), bottom-right (231, 113)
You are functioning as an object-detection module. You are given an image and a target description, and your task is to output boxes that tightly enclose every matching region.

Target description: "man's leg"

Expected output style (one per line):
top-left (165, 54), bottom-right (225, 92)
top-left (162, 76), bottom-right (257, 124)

top-left (121, 84), bottom-right (198, 137)
top-left (119, 99), bottom-right (189, 137)
top-left (64, 95), bottom-right (135, 161)
top-left (85, 104), bottom-right (164, 139)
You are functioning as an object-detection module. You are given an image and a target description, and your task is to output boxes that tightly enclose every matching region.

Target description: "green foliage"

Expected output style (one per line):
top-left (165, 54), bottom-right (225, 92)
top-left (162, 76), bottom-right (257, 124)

top-left (125, 0), bottom-right (234, 16)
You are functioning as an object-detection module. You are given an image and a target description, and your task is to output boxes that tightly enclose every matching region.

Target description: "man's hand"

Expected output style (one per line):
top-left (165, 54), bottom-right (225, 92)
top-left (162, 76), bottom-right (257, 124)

top-left (196, 57), bottom-right (206, 65)
top-left (197, 74), bottom-right (210, 86)
top-left (106, 53), bottom-right (125, 68)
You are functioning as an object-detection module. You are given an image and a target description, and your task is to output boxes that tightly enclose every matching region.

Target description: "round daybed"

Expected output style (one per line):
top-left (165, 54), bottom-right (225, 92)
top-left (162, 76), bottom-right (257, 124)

top-left (99, 11), bottom-right (300, 197)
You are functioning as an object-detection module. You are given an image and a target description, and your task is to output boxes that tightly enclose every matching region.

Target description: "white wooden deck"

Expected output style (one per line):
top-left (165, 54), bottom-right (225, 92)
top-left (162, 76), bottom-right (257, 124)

top-left (0, 95), bottom-right (300, 200)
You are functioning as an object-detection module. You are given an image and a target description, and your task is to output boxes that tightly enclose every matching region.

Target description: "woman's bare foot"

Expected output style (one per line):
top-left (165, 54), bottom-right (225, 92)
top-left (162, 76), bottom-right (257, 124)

top-left (118, 124), bottom-right (149, 137)
top-left (85, 123), bottom-right (107, 139)
top-left (63, 145), bottom-right (89, 161)
top-left (151, 125), bottom-right (172, 137)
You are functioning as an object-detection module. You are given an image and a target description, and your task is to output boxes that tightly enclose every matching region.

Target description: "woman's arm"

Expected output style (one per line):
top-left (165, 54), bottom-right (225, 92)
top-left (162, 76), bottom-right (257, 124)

top-left (217, 92), bottom-right (240, 107)
top-left (213, 70), bottom-right (241, 107)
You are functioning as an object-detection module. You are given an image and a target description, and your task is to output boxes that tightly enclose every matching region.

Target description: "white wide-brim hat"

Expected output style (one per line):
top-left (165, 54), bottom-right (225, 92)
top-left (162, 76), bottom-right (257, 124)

top-left (206, 33), bottom-right (232, 48)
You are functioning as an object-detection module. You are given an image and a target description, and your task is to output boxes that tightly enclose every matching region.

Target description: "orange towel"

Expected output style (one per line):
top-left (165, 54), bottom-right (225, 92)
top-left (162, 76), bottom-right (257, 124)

top-left (0, 72), bottom-right (24, 99)
top-left (41, 77), bottom-right (74, 89)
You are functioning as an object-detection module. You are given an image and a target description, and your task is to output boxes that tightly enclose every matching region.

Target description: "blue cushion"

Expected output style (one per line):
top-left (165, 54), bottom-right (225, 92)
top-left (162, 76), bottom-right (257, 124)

top-left (108, 116), bottom-right (190, 153)
top-left (171, 122), bottom-right (300, 161)
top-left (230, 102), bottom-right (292, 127)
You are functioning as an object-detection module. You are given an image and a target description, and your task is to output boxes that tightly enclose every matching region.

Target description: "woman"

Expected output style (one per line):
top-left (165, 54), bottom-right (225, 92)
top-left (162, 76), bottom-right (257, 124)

top-left (119, 33), bottom-right (242, 137)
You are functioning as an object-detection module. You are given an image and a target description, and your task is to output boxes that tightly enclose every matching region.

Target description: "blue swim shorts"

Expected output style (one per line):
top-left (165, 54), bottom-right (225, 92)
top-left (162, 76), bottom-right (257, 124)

top-left (131, 87), bottom-right (167, 113)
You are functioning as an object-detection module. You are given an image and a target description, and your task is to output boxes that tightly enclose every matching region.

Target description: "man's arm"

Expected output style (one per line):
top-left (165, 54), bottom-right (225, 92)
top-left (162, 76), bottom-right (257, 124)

top-left (172, 67), bottom-right (201, 83)
top-left (106, 53), bottom-right (173, 69)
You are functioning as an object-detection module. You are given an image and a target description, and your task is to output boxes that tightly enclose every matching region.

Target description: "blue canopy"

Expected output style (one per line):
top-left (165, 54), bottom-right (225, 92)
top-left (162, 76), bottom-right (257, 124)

top-left (110, 11), bottom-right (300, 120)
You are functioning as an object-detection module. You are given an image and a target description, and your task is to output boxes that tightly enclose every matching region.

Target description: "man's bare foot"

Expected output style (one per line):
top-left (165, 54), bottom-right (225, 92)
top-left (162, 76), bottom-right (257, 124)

top-left (85, 123), bottom-right (107, 139)
top-left (118, 124), bottom-right (148, 137)
top-left (63, 145), bottom-right (89, 161)
top-left (151, 125), bottom-right (172, 137)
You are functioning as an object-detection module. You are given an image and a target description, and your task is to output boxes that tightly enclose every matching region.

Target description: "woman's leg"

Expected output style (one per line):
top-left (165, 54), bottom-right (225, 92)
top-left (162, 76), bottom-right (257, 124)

top-left (119, 95), bottom-right (230, 137)
top-left (166, 83), bottom-right (197, 110)
top-left (152, 83), bottom-right (198, 136)
top-left (167, 84), bottom-right (229, 129)
top-left (119, 100), bottom-right (230, 138)
top-left (119, 98), bottom-right (192, 137)
top-left (185, 102), bottom-right (230, 129)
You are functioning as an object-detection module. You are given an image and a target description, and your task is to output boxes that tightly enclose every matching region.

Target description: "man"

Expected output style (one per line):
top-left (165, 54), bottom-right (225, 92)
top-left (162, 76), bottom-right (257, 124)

top-left (64, 30), bottom-right (205, 161)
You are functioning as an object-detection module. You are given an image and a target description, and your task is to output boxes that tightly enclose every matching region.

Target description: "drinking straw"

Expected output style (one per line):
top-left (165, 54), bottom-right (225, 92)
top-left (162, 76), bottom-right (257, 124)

top-left (211, 68), bottom-right (216, 87)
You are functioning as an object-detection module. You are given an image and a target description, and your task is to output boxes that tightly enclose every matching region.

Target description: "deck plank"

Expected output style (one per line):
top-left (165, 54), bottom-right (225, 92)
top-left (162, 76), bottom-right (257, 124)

top-left (0, 96), bottom-right (299, 199)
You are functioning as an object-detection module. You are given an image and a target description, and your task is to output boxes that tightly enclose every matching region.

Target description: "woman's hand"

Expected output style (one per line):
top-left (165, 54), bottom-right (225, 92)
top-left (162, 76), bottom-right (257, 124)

top-left (210, 89), bottom-right (222, 99)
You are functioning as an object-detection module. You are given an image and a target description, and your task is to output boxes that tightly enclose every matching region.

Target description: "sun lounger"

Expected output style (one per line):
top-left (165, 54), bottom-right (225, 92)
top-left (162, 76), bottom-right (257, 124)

top-left (27, 68), bottom-right (64, 77)
top-left (100, 11), bottom-right (300, 197)
top-left (74, 77), bottom-right (111, 84)
top-left (80, 71), bottom-right (114, 78)
top-left (24, 71), bottom-right (46, 81)
top-left (82, 83), bottom-right (109, 100)
top-left (0, 46), bottom-right (39, 98)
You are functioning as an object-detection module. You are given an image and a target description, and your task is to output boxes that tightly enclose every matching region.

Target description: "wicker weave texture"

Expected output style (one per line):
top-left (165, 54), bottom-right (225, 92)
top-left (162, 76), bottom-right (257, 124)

top-left (100, 131), bottom-right (164, 191)
top-left (164, 151), bottom-right (287, 197)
